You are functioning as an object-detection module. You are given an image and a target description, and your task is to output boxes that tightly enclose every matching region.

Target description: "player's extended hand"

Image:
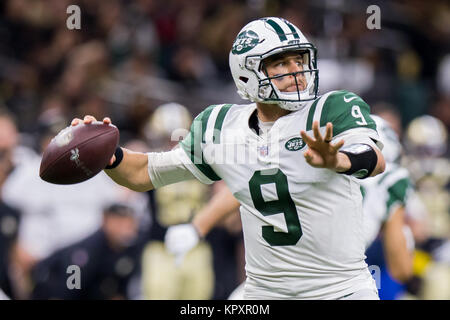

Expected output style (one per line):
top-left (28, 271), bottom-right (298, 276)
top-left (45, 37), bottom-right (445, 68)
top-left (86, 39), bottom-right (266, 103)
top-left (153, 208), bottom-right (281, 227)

top-left (71, 115), bottom-right (116, 166)
top-left (300, 121), bottom-right (346, 171)
top-left (165, 223), bottom-right (200, 266)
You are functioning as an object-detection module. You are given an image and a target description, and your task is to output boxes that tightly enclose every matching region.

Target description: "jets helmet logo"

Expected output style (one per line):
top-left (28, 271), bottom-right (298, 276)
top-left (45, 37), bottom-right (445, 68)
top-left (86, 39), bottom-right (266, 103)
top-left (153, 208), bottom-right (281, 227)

top-left (232, 30), bottom-right (259, 55)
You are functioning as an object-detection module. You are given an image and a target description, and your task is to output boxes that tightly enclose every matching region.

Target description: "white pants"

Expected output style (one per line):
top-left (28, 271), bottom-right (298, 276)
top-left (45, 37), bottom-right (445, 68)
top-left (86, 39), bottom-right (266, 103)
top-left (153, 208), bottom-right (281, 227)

top-left (242, 278), bottom-right (380, 300)
top-left (337, 288), bottom-right (379, 300)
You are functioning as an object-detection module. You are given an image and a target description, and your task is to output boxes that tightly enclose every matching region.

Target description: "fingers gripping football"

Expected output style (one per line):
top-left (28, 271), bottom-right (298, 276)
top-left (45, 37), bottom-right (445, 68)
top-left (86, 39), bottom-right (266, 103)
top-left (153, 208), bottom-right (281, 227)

top-left (71, 115), bottom-right (111, 126)
top-left (71, 115), bottom-right (115, 166)
top-left (300, 121), bottom-right (345, 169)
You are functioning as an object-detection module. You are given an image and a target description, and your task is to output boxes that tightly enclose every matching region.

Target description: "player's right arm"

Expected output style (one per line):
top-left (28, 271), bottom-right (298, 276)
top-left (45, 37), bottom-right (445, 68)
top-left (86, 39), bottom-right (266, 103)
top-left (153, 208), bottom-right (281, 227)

top-left (71, 116), bottom-right (153, 192)
top-left (72, 104), bottom-right (225, 192)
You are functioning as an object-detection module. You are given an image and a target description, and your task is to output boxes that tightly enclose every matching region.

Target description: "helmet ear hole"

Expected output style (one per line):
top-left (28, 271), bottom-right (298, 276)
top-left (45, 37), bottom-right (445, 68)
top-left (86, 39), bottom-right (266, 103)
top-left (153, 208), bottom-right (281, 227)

top-left (239, 76), bottom-right (249, 83)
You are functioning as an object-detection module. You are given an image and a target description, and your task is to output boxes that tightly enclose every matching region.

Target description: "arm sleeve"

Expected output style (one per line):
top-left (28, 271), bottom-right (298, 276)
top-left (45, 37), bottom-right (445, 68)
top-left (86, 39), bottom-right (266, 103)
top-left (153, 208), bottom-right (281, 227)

top-left (148, 104), bottom-right (229, 188)
top-left (147, 147), bottom-right (215, 188)
top-left (333, 127), bottom-right (384, 151)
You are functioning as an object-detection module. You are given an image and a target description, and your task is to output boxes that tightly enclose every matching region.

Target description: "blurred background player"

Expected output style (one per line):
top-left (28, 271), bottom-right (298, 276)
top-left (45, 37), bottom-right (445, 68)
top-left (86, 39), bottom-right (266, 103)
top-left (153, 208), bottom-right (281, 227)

top-left (0, 109), bottom-right (21, 299)
top-left (140, 102), bottom-right (215, 300)
top-left (30, 203), bottom-right (145, 299)
top-left (362, 115), bottom-right (415, 299)
top-left (140, 102), bottom-right (245, 300)
top-left (362, 115), bottom-right (414, 276)
top-left (165, 182), bottom-right (244, 299)
top-left (400, 115), bottom-right (450, 300)
top-left (1, 109), bottom-right (149, 299)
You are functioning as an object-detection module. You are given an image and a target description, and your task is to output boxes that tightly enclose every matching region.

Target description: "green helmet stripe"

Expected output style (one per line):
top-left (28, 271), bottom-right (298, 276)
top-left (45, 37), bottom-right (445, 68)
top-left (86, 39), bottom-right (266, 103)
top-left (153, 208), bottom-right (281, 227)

top-left (284, 21), bottom-right (300, 39)
top-left (265, 19), bottom-right (288, 41)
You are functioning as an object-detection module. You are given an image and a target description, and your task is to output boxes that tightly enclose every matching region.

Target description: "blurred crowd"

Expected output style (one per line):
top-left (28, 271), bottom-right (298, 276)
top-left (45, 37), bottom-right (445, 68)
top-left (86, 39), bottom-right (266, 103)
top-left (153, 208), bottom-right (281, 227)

top-left (0, 0), bottom-right (449, 300)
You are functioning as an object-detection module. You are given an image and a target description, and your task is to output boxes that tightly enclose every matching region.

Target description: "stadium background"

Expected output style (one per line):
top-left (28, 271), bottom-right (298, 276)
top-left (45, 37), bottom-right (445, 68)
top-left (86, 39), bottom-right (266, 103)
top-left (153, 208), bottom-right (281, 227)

top-left (0, 0), bottom-right (448, 300)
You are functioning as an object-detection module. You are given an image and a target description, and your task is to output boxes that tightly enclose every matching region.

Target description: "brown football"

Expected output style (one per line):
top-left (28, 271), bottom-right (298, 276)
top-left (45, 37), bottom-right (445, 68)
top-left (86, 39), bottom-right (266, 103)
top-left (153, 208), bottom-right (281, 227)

top-left (39, 122), bottom-right (119, 184)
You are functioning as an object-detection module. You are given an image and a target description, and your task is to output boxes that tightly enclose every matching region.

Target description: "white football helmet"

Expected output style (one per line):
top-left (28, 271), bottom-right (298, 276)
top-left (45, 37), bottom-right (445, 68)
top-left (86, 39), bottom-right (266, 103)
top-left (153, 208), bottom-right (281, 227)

top-left (372, 115), bottom-right (402, 163)
top-left (405, 115), bottom-right (448, 157)
top-left (144, 102), bottom-right (192, 149)
top-left (229, 17), bottom-right (319, 111)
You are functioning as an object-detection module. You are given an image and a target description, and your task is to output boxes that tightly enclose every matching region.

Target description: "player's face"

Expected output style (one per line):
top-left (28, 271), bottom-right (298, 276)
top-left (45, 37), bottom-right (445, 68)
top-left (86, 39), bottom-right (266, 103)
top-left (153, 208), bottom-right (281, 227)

top-left (263, 52), bottom-right (307, 92)
top-left (104, 214), bottom-right (138, 248)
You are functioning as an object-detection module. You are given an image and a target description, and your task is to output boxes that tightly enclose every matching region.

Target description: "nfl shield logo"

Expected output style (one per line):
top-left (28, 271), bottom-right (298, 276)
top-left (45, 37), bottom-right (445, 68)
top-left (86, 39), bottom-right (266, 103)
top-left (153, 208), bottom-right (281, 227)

top-left (258, 145), bottom-right (269, 157)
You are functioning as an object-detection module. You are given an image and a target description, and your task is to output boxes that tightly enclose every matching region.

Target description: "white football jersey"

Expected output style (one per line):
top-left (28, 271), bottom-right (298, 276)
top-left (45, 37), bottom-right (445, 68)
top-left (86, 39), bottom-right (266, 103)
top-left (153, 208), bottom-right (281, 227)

top-left (360, 163), bottom-right (413, 249)
top-left (178, 90), bottom-right (382, 299)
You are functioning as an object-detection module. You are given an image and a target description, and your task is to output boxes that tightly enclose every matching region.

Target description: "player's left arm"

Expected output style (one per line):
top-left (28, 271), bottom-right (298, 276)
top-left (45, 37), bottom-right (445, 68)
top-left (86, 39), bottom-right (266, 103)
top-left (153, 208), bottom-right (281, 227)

top-left (300, 120), bottom-right (385, 177)
top-left (300, 90), bottom-right (385, 178)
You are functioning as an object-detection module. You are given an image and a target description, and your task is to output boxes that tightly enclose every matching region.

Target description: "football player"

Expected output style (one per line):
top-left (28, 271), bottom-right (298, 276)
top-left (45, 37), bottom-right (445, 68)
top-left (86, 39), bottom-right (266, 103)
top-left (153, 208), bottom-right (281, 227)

top-left (72, 17), bottom-right (386, 299)
top-left (360, 115), bottom-right (414, 282)
top-left (401, 115), bottom-right (450, 299)
top-left (165, 116), bottom-right (414, 298)
top-left (140, 103), bottom-right (215, 300)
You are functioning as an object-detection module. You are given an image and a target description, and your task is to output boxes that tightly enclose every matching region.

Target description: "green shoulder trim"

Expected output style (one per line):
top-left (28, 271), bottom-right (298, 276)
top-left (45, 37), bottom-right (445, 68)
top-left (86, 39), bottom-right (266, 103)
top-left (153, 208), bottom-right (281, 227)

top-left (360, 185), bottom-right (366, 199)
top-left (200, 105), bottom-right (217, 143)
top-left (320, 90), bottom-right (376, 136)
top-left (306, 97), bottom-right (321, 131)
top-left (180, 105), bottom-right (221, 181)
top-left (213, 104), bottom-right (232, 144)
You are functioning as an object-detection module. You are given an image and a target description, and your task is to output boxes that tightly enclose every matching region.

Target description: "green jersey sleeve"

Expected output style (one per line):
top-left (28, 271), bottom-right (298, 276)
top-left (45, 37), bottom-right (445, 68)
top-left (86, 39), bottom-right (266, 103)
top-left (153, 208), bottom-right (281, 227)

top-left (307, 90), bottom-right (377, 136)
top-left (179, 104), bottom-right (232, 182)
